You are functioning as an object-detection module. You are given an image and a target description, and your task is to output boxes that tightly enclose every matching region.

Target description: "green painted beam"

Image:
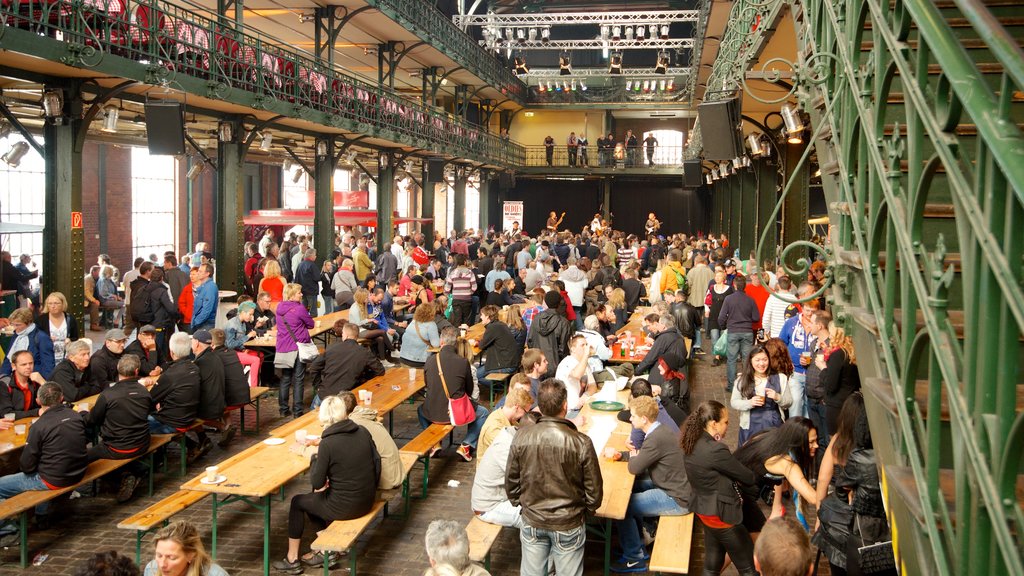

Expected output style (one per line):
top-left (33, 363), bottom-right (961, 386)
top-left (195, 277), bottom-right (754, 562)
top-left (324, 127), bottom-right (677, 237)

top-left (215, 119), bottom-right (245, 294)
top-left (314, 137), bottom-right (337, 264)
top-left (376, 154), bottom-right (395, 255)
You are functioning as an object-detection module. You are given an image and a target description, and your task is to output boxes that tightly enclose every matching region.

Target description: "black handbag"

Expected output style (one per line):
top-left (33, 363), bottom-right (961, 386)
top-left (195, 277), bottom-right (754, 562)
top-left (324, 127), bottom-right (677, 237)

top-left (847, 514), bottom-right (896, 575)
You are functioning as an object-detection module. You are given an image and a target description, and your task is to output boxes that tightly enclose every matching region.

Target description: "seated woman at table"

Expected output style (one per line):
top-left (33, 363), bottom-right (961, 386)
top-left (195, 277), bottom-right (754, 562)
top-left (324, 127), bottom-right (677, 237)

top-left (97, 265), bottom-right (124, 328)
top-left (223, 301), bottom-right (264, 389)
top-left (400, 303), bottom-right (440, 368)
top-left (34, 291), bottom-right (78, 364)
top-left (331, 258), bottom-right (358, 309)
top-left (348, 288), bottom-right (394, 365)
top-left (144, 520), bottom-right (228, 576)
top-left (1, 307), bottom-right (55, 379)
top-left (607, 287), bottom-right (628, 329)
top-left (258, 260), bottom-right (286, 304)
top-left (273, 395), bottom-right (380, 573)
top-left (406, 275), bottom-right (433, 313)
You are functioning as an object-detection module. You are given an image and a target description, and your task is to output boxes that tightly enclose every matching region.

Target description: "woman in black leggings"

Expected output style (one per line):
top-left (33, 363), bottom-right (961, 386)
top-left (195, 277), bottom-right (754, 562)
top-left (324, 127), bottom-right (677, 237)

top-left (680, 401), bottom-right (759, 576)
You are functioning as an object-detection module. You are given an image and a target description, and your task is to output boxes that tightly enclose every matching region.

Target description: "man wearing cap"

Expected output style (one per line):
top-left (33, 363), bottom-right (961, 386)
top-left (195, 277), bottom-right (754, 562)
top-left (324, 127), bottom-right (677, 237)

top-left (125, 325), bottom-right (164, 378)
top-left (89, 329), bottom-right (127, 391)
top-left (191, 330), bottom-right (229, 450)
top-left (81, 354), bottom-right (152, 502)
top-left (190, 263), bottom-right (218, 333)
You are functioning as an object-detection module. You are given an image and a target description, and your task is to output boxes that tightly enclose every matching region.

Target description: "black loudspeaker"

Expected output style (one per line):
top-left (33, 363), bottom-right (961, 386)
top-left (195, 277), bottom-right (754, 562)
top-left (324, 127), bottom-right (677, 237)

top-left (498, 172), bottom-right (514, 191)
top-left (144, 102), bottom-right (186, 156)
top-left (428, 159), bottom-right (445, 181)
top-left (683, 160), bottom-right (703, 187)
top-left (698, 97), bottom-right (742, 160)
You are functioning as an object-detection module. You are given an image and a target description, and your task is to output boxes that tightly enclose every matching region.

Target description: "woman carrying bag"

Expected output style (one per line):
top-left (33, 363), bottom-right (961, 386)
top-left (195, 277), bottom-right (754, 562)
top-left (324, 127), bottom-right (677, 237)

top-left (275, 283), bottom-right (316, 418)
top-left (417, 326), bottom-right (488, 462)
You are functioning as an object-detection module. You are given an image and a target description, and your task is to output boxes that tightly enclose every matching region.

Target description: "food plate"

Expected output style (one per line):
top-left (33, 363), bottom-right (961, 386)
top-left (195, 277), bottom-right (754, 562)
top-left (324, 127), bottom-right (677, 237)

top-left (263, 437), bottom-right (286, 446)
top-left (200, 475), bottom-right (228, 485)
top-left (305, 435), bottom-right (319, 442)
top-left (588, 400), bottom-right (625, 412)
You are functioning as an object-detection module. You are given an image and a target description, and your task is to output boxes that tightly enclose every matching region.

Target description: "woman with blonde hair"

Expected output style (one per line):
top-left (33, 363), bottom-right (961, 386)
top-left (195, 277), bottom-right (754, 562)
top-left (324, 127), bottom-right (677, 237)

top-left (608, 287), bottom-right (628, 329)
top-left (349, 288), bottom-right (393, 363)
top-left (814, 310), bottom-right (859, 432)
top-left (274, 283), bottom-right (314, 417)
top-left (502, 304), bottom-right (528, 348)
top-left (144, 520), bottom-right (227, 576)
top-left (258, 259), bottom-right (285, 303)
top-left (35, 291), bottom-right (79, 363)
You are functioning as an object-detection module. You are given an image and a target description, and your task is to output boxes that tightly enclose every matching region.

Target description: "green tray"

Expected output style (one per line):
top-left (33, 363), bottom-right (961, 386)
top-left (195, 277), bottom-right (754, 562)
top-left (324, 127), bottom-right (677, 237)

top-left (588, 400), bottom-right (625, 412)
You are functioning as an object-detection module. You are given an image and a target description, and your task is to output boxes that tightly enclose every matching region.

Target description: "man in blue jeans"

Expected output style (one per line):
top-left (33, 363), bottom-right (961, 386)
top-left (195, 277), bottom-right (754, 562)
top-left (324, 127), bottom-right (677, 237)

top-left (602, 395), bottom-right (690, 572)
top-left (506, 378), bottom-right (603, 576)
top-left (718, 276), bottom-right (760, 391)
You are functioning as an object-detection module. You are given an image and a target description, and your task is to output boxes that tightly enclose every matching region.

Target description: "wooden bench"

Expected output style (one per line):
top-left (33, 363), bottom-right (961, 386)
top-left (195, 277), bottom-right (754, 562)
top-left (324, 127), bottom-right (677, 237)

top-left (481, 371), bottom-right (512, 406)
top-left (400, 423), bottom-right (454, 499)
top-left (379, 452), bottom-right (420, 519)
top-left (0, 434), bottom-right (174, 567)
top-left (117, 489), bottom-right (209, 563)
top-left (649, 513), bottom-right (695, 575)
top-left (237, 385), bottom-right (271, 435)
top-left (310, 500), bottom-right (386, 576)
top-left (466, 516), bottom-right (504, 572)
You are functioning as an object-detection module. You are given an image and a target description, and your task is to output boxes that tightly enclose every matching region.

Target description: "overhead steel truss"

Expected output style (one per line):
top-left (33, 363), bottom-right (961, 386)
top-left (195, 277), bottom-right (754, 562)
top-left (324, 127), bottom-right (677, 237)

top-left (484, 39), bottom-right (695, 50)
top-left (522, 67), bottom-right (692, 77)
top-left (453, 11), bottom-right (700, 27)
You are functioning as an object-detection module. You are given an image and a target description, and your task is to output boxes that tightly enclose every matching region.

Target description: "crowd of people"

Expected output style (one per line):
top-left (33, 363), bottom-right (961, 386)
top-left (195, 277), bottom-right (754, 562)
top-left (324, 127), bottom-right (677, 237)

top-left (541, 130), bottom-right (661, 167)
top-left (0, 217), bottom-right (893, 576)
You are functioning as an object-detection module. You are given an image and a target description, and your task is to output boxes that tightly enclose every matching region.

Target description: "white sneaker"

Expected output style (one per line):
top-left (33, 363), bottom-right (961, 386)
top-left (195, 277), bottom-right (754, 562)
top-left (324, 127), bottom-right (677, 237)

top-left (381, 359), bottom-right (396, 369)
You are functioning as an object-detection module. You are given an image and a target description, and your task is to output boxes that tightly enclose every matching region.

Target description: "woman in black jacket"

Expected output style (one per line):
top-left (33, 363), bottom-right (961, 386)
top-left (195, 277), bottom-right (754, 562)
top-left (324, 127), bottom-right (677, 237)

top-left (680, 401), bottom-right (759, 576)
top-left (817, 319), bottom-right (860, 432)
top-left (273, 395), bottom-right (380, 572)
top-left (35, 291), bottom-right (79, 363)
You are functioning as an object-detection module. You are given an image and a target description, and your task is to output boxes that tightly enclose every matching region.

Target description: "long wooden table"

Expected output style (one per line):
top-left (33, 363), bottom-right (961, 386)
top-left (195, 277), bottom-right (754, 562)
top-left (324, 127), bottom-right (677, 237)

top-left (245, 309), bottom-right (349, 348)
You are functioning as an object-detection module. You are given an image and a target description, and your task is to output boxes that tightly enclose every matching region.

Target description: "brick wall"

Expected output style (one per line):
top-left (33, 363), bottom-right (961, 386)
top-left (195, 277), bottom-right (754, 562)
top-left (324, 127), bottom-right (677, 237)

top-left (81, 142), bottom-right (133, 275)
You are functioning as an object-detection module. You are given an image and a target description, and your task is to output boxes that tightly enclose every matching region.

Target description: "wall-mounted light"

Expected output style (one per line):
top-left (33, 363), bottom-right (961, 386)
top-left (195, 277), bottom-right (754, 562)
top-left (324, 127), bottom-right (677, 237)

top-left (187, 160), bottom-right (205, 181)
top-left (100, 106), bottom-right (119, 133)
top-left (781, 104), bottom-right (805, 143)
top-left (218, 121), bottom-right (234, 143)
top-left (297, 12), bottom-right (315, 23)
top-left (747, 133), bottom-right (764, 156)
top-left (1, 141), bottom-right (29, 168)
top-left (42, 90), bottom-right (63, 119)
top-left (260, 131), bottom-right (273, 152)
top-left (316, 139), bottom-right (328, 158)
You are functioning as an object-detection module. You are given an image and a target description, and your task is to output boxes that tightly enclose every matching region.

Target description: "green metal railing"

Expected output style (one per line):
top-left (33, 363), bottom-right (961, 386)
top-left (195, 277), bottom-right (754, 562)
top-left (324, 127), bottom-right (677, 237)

top-left (792, 0), bottom-right (1024, 574)
top-left (0, 0), bottom-right (525, 167)
top-left (361, 0), bottom-right (526, 105)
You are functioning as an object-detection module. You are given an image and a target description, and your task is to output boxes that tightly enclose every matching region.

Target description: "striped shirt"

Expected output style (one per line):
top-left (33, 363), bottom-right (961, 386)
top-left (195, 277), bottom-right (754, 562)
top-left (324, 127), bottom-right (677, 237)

top-left (445, 266), bottom-right (477, 301)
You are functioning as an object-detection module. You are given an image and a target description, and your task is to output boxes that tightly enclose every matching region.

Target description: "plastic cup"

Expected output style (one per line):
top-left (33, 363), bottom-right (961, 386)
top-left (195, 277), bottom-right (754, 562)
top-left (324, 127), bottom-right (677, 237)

top-left (13, 425), bottom-right (25, 436)
top-left (3, 413), bottom-right (14, 422)
top-left (364, 391), bottom-right (373, 406)
top-left (408, 368), bottom-right (417, 381)
top-left (358, 390), bottom-right (367, 403)
top-left (205, 466), bottom-right (218, 481)
top-left (76, 403), bottom-right (89, 412)
top-left (294, 429), bottom-right (307, 444)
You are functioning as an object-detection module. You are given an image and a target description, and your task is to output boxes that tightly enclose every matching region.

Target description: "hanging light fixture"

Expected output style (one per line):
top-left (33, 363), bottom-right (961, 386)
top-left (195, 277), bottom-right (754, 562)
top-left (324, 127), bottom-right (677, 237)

top-left (570, 79), bottom-right (577, 91)
top-left (642, 80), bottom-right (651, 92)
top-left (259, 130), bottom-right (273, 152)
top-left (187, 160), bottom-right (205, 181)
top-left (654, 52), bottom-right (669, 74)
top-left (0, 119), bottom-right (11, 139)
top-left (747, 133), bottom-right (764, 156)
top-left (528, 28), bottom-right (537, 42)
top-left (283, 157), bottom-right (294, 171)
top-left (538, 82), bottom-right (547, 93)
top-left (732, 157), bottom-right (743, 170)
top-left (41, 90), bottom-right (63, 118)
top-left (720, 161), bottom-right (730, 176)
top-left (624, 26), bottom-right (634, 41)
top-left (711, 167), bottom-right (719, 181)
top-left (666, 79), bottom-right (675, 91)
top-left (541, 27), bottom-right (550, 43)
top-left (611, 25), bottom-right (621, 41)
top-left (515, 28), bottom-right (526, 43)
top-left (555, 81), bottom-right (563, 92)
top-left (599, 25), bottom-right (609, 40)
top-left (291, 167), bottom-right (304, 183)
top-left (345, 149), bottom-right (359, 164)
top-left (563, 80), bottom-right (570, 92)
top-left (579, 79), bottom-right (587, 91)
top-left (513, 57), bottom-right (529, 75)
top-left (659, 24), bottom-right (670, 39)
top-left (100, 106), bottom-right (119, 133)
top-left (659, 79), bottom-right (667, 92)
top-left (625, 80), bottom-right (633, 91)
top-left (546, 80), bottom-right (554, 92)
top-left (706, 173), bottom-right (713, 185)
top-left (609, 52), bottom-right (623, 74)
top-left (781, 104), bottom-right (805, 143)
top-left (635, 25), bottom-right (645, 40)
top-left (634, 80), bottom-right (642, 91)
top-left (218, 121), bottom-right (235, 143)
top-left (559, 54), bottom-right (571, 76)
top-left (1, 141), bottom-right (29, 168)
top-left (316, 139), bottom-right (329, 158)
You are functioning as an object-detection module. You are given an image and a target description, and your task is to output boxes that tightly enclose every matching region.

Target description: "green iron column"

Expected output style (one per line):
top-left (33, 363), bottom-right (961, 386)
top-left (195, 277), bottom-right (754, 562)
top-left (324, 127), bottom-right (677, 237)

top-left (478, 173), bottom-right (493, 233)
top-left (781, 140), bottom-right (809, 270)
top-left (452, 165), bottom-right (466, 233)
top-left (420, 163), bottom-right (435, 242)
top-left (601, 178), bottom-right (612, 221)
top-left (755, 158), bottom-right (778, 263)
top-left (376, 151), bottom-right (395, 255)
top-left (215, 118), bottom-right (245, 293)
top-left (314, 137), bottom-right (336, 262)
top-left (42, 84), bottom-right (85, 318)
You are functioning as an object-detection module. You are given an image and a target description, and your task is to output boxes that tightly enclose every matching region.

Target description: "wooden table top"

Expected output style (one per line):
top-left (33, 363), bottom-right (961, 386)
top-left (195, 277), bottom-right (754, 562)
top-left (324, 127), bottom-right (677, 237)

top-left (607, 341), bottom-right (651, 364)
top-left (246, 309), bottom-right (350, 348)
top-left (579, 390), bottom-right (635, 520)
top-left (180, 438), bottom-right (313, 498)
top-left (0, 392), bottom-right (103, 457)
top-left (616, 308), bottom-right (650, 337)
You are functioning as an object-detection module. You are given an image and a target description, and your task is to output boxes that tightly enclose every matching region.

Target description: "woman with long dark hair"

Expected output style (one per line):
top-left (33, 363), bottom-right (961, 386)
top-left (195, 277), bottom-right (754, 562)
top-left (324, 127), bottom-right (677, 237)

top-left (735, 418), bottom-right (820, 531)
top-left (679, 401), bottom-right (759, 576)
top-left (730, 343), bottom-right (792, 445)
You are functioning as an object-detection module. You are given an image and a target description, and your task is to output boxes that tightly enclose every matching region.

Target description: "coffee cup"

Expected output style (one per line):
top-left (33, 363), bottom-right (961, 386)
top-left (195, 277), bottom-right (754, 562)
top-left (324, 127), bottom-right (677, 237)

top-left (363, 391), bottom-right (373, 406)
top-left (205, 466), bottom-right (218, 481)
top-left (13, 424), bottom-right (25, 436)
top-left (358, 390), bottom-right (367, 403)
top-left (295, 429), bottom-right (307, 444)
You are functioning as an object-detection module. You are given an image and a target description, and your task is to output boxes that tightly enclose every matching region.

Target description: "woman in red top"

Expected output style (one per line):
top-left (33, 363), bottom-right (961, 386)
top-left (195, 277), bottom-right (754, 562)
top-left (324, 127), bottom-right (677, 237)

top-left (177, 268), bottom-right (196, 331)
top-left (258, 260), bottom-right (286, 304)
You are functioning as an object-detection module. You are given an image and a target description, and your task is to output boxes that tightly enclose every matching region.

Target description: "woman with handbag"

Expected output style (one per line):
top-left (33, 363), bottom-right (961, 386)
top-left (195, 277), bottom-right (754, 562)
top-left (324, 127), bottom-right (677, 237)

top-left (813, 393), bottom-right (896, 576)
top-left (680, 401), bottom-right (760, 576)
top-left (275, 283), bottom-right (316, 418)
top-left (417, 326), bottom-right (489, 462)
top-left (731, 344), bottom-right (792, 445)
top-left (400, 304), bottom-right (440, 368)
top-left (349, 288), bottom-right (394, 365)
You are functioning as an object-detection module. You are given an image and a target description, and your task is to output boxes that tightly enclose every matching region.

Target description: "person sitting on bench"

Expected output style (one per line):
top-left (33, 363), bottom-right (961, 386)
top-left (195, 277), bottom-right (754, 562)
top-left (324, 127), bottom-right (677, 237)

top-left (0, 382), bottom-right (88, 532)
top-left (147, 333), bottom-right (200, 440)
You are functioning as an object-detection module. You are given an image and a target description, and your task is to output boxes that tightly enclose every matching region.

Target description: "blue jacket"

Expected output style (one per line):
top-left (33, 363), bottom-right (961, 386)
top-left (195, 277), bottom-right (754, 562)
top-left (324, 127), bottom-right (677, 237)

top-left (191, 279), bottom-right (219, 329)
top-left (779, 315), bottom-right (814, 374)
top-left (294, 259), bottom-right (320, 297)
top-left (1, 326), bottom-right (55, 379)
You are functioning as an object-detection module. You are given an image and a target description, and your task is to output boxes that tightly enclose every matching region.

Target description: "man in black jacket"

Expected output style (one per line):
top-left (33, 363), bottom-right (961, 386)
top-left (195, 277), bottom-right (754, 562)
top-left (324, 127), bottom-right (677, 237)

top-left (83, 354), bottom-right (152, 502)
top-left (148, 267), bottom-right (179, 360)
top-left (89, 329), bottom-right (127, 392)
top-left (506, 378), bottom-right (603, 576)
top-left (209, 328), bottom-right (249, 448)
top-left (307, 321), bottom-right (384, 404)
top-left (293, 248), bottom-right (320, 316)
top-left (0, 351), bottom-right (46, 421)
top-left (125, 325), bottom-right (163, 378)
top-left (718, 275), bottom-right (760, 391)
top-left (526, 291), bottom-right (573, 378)
top-left (473, 305), bottom-right (521, 395)
top-left (0, 382), bottom-right (87, 520)
top-left (148, 332), bottom-right (200, 435)
top-left (191, 330), bottom-right (228, 453)
top-left (621, 268), bottom-right (646, 314)
top-left (50, 339), bottom-right (99, 403)
top-left (667, 288), bottom-right (702, 342)
top-left (635, 314), bottom-right (689, 392)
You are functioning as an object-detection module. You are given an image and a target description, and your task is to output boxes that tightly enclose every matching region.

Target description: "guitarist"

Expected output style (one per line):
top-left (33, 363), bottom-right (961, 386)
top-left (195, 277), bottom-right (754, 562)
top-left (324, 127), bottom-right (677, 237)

top-left (546, 211), bottom-right (565, 232)
top-left (645, 212), bottom-right (662, 236)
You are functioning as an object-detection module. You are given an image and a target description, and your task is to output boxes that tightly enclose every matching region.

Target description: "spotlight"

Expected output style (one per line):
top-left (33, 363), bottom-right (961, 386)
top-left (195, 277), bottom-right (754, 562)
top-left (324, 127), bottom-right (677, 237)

top-left (283, 158), bottom-right (294, 171)
top-left (1, 141), bottom-right (29, 168)
top-left (650, 24), bottom-right (658, 38)
top-left (624, 26), bottom-right (634, 40)
top-left (345, 149), bottom-right (358, 164)
top-left (747, 133), bottom-right (764, 156)
top-left (667, 79), bottom-right (675, 91)
top-left (711, 167), bottom-right (719, 181)
top-left (660, 24), bottom-right (669, 39)
top-left (743, 156), bottom-right (752, 167)
top-left (559, 55), bottom-right (571, 75)
top-left (538, 82), bottom-right (547, 93)
top-left (706, 173), bottom-right (713, 185)
top-left (654, 52), bottom-right (669, 74)
top-left (546, 81), bottom-right (554, 92)
top-left (563, 81), bottom-right (569, 92)
top-left (659, 79), bottom-right (666, 92)
top-left (259, 130), bottom-right (273, 152)
top-left (571, 79), bottom-right (577, 91)
top-left (599, 25), bottom-right (609, 40)
top-left (297, 12), bottom-right (315, 23)
top-left (611, 25), bottom-right (621, 41)
top-left (626, 81), bottom-right (633, 91)
top-left (636, 25), bottom-right (645, 40)
top-left (218, 121), bottom-right (234, 143)
top-left (634, 80), bottom-right (641, 91)
top-left (643, 80), bottom-right (651, 92)
top-left (505, 28), bottom-right (514, 40)
top-left (541, 27), bottom-right (550, 43)
top-left (528, 28), bottom-right (537, 42)
top-left (781, 103), bottom-right (805, 141)
top-left (42, 90), bottom-right (63, 119)
top-left (291, 167), bottom-right (304, 183)
top-left (187, 160), bottom-right (205, 181)
top-left (719, 161), bottom-right (730, 176)
top-left (555, 82), bottom-right (563, 92)
top-left (608, 52), bottom-right (622, 74)
top-left (732, 157), bottom-right (742, 170)
top-left (516, 28), bottom-right (526, 43)
top-left (579, 80), bottom-right (587, 91)
top-left (513, 57), bottom-right (529, 75)
top-left (100, 106), bottom-right (119, 133)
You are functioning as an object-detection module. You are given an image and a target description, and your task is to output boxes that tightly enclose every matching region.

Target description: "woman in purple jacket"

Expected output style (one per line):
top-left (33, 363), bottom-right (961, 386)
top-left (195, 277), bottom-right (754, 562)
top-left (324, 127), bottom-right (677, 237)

top-left (275, 283), bottom-right (315, 417)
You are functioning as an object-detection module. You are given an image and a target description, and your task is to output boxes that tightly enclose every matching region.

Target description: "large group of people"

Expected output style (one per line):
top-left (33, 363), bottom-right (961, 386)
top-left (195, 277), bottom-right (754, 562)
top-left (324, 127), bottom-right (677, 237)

top-left (0, 217), bottom-right (893, 576)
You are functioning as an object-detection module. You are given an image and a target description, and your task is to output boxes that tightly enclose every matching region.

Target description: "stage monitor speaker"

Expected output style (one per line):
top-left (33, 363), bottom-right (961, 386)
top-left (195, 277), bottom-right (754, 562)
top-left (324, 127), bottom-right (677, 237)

top-left (683, 160), bottom-right (703, 188)
top-left (427, 159), bottom-right (445, 181)
top-left (698, 97), bottom-right (742, 160)
top-left (144, 102), bottom-right (186, 156)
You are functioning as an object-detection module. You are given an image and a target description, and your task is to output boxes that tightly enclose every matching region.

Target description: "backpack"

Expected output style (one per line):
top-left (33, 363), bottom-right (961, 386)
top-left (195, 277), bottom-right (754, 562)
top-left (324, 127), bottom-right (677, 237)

top-left (669, 266), bottom-right (687, 292)
top-left (129, 281), bottom-right (155, 323)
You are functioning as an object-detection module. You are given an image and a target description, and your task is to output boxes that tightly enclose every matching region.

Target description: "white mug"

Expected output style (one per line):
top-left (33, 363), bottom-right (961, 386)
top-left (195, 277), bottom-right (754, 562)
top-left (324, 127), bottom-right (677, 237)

top-left (205, 466), bottom-right (219, 481)
top-left (295, 429), bottom-right (307, 444)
